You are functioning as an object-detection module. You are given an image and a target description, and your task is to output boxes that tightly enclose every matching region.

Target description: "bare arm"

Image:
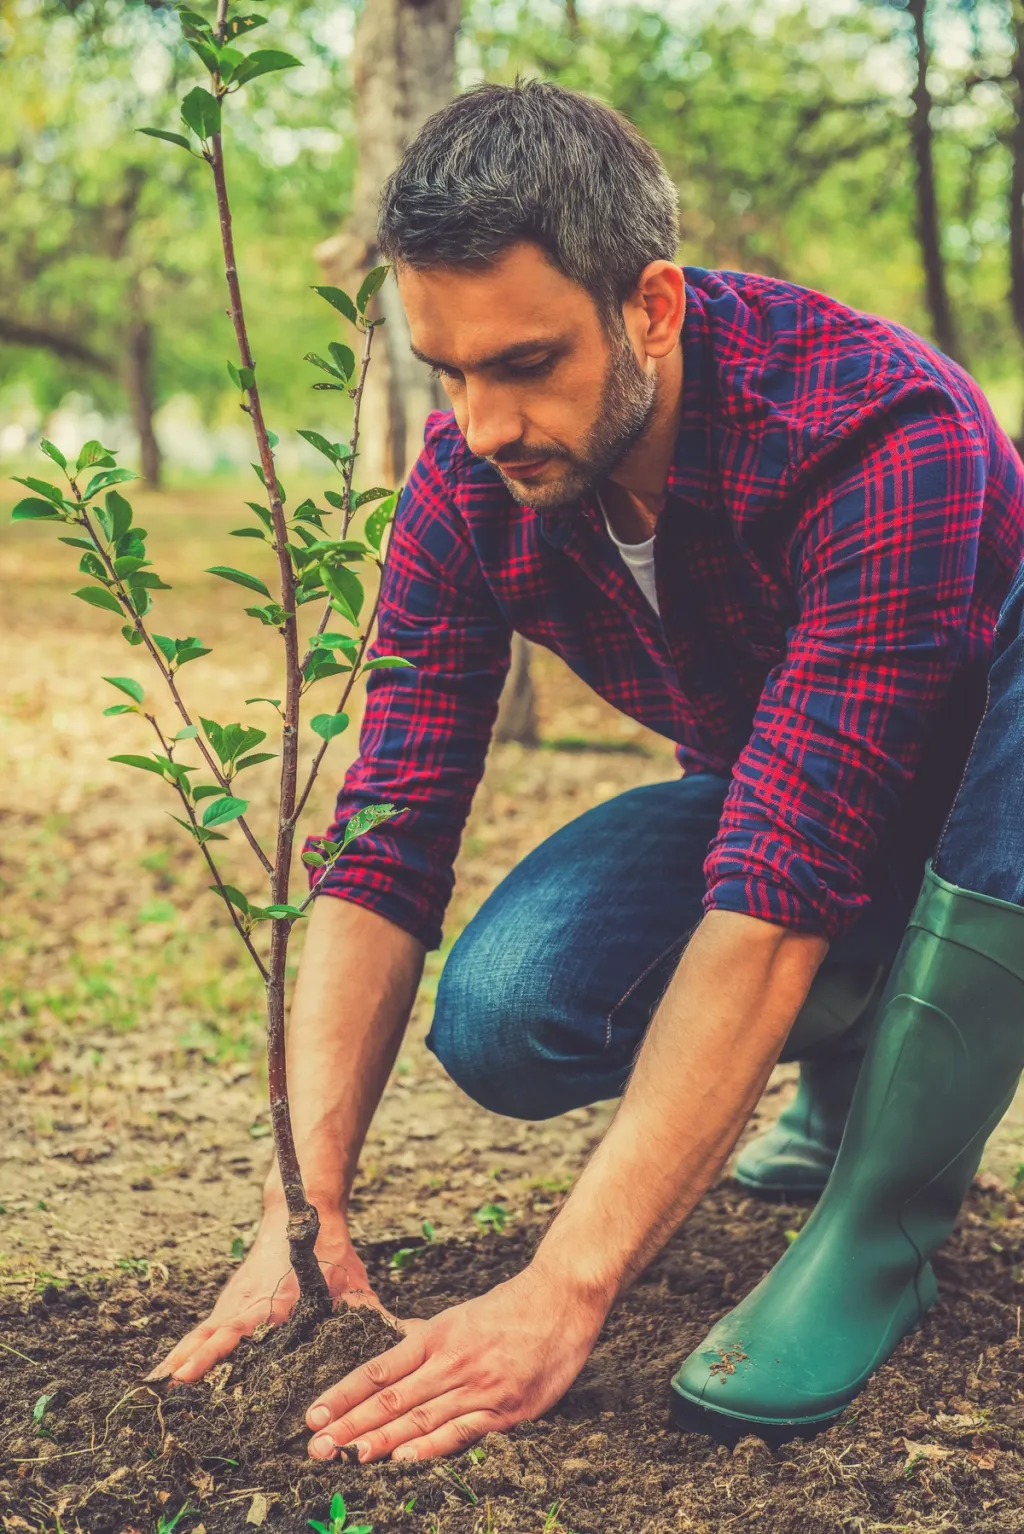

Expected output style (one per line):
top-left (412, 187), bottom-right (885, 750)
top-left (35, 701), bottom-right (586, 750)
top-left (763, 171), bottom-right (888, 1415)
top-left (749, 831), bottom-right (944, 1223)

top-left (304, 910), bottom-right (828, 1462)
top-left (151, 897), bottom-right (424, 1381)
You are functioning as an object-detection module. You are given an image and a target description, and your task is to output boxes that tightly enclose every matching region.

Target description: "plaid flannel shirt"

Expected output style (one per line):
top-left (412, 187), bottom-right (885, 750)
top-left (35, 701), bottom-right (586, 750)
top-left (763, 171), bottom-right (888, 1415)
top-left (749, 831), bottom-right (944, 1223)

top-left (308, 268), bottom-right (1024, 949)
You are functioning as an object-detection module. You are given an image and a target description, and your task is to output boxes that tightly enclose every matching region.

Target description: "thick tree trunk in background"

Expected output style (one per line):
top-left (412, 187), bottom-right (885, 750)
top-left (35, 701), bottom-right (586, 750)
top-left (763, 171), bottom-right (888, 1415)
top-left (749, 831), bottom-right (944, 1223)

top-left (125, 311), bottom-right (161, 487)
top-left (317, 0), bottom-right (538, 741)
top-left (1008, 2), bottom-right (1024, 445)
top-left (907, 0), bottom-right (963, 364)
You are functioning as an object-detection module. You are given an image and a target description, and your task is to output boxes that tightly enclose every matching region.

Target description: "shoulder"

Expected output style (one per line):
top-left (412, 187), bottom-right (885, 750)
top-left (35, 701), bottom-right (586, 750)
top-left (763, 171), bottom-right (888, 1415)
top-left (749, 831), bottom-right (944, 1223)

top-left (685, 268), bottom-right (999, 481)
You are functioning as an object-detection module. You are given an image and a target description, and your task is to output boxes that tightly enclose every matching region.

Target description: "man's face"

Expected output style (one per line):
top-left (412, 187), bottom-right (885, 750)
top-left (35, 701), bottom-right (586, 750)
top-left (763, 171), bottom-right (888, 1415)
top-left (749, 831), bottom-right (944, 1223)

top-left (397, 241), bottom-right (656, 511)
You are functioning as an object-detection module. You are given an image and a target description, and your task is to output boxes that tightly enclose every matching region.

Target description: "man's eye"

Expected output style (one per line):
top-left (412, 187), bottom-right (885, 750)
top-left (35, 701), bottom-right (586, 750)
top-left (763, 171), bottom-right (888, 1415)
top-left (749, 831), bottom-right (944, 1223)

top-left (430, 364), bottom-right (463, 383)
top-left (509, 357), bottom-right (554, 379)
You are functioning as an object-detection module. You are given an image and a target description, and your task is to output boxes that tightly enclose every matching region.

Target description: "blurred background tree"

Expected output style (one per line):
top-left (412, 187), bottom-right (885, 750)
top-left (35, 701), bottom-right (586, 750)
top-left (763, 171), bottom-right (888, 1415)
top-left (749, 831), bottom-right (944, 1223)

top-left (3, 0), bottom-right (1024, 463)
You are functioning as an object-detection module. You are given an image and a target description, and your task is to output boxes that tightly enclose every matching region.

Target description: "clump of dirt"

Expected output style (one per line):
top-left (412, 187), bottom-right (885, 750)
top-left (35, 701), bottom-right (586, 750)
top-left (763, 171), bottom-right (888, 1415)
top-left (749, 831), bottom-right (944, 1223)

top-left (4, 1185), bottom-right (1024, 1532)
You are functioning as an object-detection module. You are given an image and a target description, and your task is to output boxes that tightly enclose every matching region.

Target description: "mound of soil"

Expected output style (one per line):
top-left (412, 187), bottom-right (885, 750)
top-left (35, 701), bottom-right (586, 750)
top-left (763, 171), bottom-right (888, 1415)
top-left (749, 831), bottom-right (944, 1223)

top-left (3, 1183), bottom-right (1024, 1533)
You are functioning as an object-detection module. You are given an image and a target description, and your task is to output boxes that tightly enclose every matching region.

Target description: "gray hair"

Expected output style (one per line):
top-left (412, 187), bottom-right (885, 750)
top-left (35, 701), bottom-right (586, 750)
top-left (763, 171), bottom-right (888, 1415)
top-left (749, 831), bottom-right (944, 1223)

top-left (377, 79), bottom-right (680, 315)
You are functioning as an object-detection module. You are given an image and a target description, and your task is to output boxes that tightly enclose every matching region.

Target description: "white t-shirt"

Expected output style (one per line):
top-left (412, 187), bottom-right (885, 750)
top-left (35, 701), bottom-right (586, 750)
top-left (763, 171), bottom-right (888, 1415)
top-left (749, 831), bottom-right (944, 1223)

top-left (598, 494), bottom-right (660, 616)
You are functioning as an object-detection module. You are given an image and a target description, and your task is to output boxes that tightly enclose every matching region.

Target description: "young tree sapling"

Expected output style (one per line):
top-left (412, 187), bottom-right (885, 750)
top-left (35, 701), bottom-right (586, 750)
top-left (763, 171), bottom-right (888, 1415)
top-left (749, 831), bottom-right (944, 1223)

top-left (10, 0), bottom-right (409, 1337)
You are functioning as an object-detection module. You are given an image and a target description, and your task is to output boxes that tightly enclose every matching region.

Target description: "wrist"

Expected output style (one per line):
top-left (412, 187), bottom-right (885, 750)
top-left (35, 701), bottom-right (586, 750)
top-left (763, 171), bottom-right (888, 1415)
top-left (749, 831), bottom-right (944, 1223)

top-left (528, 1232), bottom-right (620, 1321)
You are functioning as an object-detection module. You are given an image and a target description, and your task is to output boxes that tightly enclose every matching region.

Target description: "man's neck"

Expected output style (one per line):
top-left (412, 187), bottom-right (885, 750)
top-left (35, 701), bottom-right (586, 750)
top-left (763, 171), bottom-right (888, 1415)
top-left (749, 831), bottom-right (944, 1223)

top-left (601, 343), bottom-right (684, 545)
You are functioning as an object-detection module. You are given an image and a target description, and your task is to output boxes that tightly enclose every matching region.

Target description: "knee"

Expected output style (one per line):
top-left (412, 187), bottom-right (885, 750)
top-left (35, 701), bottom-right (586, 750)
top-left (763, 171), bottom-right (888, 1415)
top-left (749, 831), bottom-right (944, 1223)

top-left (429, 932), bottom-right (548, 1119)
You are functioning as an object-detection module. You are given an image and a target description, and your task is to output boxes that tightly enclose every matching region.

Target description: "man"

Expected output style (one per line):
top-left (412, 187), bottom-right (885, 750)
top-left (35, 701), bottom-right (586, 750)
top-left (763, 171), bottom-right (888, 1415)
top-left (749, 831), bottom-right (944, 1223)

top-left (154, 82), bottom-right (1024, 1454)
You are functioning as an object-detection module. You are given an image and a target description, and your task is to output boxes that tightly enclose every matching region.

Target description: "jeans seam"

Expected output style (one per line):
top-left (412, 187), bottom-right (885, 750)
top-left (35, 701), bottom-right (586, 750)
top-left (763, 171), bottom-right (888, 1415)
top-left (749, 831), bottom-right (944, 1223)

top-left (604, 929), bottom-right (694, 1049)
top-left (934, 672), bottom-right (993, 868)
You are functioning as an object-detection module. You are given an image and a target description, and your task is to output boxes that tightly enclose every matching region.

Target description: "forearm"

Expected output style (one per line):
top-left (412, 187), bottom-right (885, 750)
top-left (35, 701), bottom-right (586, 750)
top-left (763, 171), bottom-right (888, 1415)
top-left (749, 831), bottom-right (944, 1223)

top-left (533, 911), bottom-right (828, 1303)
top-left (263, 896), bottom-right (425, 1216)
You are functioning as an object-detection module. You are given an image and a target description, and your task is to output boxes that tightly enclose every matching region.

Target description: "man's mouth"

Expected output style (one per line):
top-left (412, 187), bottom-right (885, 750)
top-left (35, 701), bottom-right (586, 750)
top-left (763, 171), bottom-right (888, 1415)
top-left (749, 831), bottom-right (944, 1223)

top-left (496, 457), bottom-right (550, 480)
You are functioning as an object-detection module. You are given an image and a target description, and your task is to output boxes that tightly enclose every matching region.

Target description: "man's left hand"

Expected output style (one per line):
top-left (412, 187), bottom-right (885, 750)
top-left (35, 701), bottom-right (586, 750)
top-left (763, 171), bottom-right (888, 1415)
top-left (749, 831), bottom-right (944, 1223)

top-left (304, 1262), bottom-right (606, 1463)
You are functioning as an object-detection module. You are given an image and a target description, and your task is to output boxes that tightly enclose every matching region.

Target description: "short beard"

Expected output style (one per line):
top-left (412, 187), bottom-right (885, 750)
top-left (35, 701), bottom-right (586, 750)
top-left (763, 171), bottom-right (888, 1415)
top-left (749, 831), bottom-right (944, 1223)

top-left (491, 318), bottom-right (657, 513)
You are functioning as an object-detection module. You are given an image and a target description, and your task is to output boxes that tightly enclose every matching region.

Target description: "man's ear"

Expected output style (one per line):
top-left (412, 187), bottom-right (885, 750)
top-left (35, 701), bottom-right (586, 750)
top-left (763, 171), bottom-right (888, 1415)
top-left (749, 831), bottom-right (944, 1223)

top-left (629, 261), bottom-right (686, 359)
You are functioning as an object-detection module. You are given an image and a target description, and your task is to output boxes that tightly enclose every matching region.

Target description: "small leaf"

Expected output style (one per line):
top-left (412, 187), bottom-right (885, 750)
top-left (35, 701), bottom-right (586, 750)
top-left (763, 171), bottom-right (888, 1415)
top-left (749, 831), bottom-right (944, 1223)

top-left (83, 468), bottom-right (137, 499)
top-left (310, 712), bottom-right (350, 741)
top-left (152, 634), bottom-right (177, 663)
top-left (139, 126), bottom-right (194, 151)
top-left (11, 498), bottom-right (61, 521)
top-left (106, 489), bottom-right (133, 542)
top-left (173, 724), bottom-right (199, 741)
top-left (365, 492), bottom-right (397, 550)
top-left (342, 801), bottom-right (400, 848)
top-left (246, 696), bottom-right (281, 708)
top-left (13, 475), bottom-right (65, 503)
top-left (234, 751), bottom-right (276, 772)
top-left (297, 429), bottom-right (344, 464)
top-left (224, 13), bottom-right (268, 39)
top-left (40, 438), bottom-right (67, 469)
top-left (263, 903), bottom-right (306, 919)
top-left (110, 753), bottom-right (166, 777)
top-left (312, 285), bottom-right (358, 325)
top-left (32, 1393), bottom-right (53, 1425)
top-left (301, 850), bottom-right (326, 867)
top-left (103, 703), bottom-right (135, 716)
top-left (327, 341), bottom-right (356, 380)
top-left (103, 675), bottom-right (144, 704)
top-left (231, 48), bottom-right (302, 87)
top-left (209, 883), bottom-right (250, 913)
top-left (74, 586), bottom-right (123, 615)
top-left (121, 624), bottom-right (144, 646)
top-left (363, 655), bottom-right (414, 670)
top-left (202, 795), bottom-right (249, 828)
top-left (352, 486), bottom-right (391, 509)
top-left (356, 264), bottom-right (389, 312)
top-left (231, 526), bottom-right (266, 539)
top-left (180, 85), bottom-right (222, 140)
top-left (192, 784), bottom-right (225, 801)
top-left (77, 440), bottom-right (117, 471)
top-left (321, 561), bottom-right (364, 621)
top-left (207, 565), bottom-right (271, 598)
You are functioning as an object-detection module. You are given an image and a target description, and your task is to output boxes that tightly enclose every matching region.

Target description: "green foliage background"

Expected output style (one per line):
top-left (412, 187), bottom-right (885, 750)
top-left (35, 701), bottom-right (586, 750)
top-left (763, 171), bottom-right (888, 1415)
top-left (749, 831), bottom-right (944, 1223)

top-left (2, 0), bottom-right (1023, 452)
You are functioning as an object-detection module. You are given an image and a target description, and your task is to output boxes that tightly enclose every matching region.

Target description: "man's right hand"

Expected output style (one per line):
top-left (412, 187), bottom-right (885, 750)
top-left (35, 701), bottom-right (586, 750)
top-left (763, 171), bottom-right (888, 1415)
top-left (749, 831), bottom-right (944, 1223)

top-left (146, 1206), bottom-right (392, 1385)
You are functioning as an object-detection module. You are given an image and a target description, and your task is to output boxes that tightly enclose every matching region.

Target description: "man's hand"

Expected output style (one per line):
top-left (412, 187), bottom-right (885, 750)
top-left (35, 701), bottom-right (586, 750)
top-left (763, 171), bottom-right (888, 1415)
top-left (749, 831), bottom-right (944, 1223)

top-left (147, 1208), bottom-right (391, 1384)
top-left (303, 1262), bottom-right (606, 1464)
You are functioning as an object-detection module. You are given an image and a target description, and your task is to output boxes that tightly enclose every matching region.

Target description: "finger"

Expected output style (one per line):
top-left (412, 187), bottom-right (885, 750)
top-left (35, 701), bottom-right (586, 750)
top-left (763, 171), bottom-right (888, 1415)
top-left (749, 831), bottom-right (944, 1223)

top-left (390, 1411), bottom-right (505, 1464)
top-left (306, 1359), bottom-right (459, 1452)
top-left (309, 1387), bottom-right (478, 1463)
top-left (170, 1324), bottom-right (248, 1383)
top-left (305, 1331), bottom-right (429, 1430)
top-left (146, 1323), bottom-right (217, 1382)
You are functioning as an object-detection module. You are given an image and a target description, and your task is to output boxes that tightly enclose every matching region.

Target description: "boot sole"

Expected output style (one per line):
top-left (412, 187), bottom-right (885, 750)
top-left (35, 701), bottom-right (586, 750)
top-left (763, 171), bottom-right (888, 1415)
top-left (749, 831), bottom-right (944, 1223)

top-left (732, 1168), bottom-right (829, 1198)
top-left (668, 1384), bottom-right (844, 1447)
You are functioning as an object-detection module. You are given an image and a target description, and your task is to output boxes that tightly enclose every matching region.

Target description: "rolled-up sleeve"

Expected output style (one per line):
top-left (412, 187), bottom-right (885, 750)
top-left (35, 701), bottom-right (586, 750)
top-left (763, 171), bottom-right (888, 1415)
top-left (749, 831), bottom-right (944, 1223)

top-left (703, 400), bottom-right (988, 938)
top-left (305, 430), bottom-right (511, 949)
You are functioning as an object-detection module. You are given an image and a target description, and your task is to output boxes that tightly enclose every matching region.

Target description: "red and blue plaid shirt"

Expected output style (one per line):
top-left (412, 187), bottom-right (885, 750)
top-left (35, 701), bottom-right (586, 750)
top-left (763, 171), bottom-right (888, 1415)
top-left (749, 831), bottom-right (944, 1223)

top-left (310, 268), bottom-right (1024, 948)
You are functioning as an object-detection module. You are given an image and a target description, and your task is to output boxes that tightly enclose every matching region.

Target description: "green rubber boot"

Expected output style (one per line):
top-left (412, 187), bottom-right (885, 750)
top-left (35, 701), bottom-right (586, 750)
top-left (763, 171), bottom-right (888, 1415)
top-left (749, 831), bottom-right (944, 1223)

top-left (671, 865), bottom-right (1024, 1444)
top-left (734, 965), bottom-right (885, 1196)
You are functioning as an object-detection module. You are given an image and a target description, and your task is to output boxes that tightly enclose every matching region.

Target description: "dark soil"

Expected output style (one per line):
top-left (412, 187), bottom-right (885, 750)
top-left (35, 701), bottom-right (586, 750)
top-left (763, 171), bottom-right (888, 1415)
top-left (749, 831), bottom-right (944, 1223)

top-left (3, 1183), bottom-right (1024, 1534)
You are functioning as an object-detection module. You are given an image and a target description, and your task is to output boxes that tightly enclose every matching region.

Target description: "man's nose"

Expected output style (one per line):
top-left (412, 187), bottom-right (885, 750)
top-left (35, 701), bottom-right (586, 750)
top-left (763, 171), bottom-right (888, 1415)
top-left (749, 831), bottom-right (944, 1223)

top-left (460, 381), bottom-right (524, 462)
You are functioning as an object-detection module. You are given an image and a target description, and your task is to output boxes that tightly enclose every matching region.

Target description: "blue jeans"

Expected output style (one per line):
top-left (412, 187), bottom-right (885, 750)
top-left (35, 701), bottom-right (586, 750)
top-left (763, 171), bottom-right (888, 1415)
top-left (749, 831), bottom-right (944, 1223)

top-left (430, 562), bottom-right (1024, 1121)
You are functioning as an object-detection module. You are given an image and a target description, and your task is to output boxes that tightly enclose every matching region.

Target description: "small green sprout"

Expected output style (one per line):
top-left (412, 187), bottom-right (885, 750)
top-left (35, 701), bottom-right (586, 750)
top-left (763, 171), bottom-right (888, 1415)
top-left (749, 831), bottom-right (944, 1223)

top-left (308, 1492), bottom-right (373, 1534)
top-left (473, 1202), bottom-right (508, 1235)
top-left (155, 1504), bottom-right (194, 1534)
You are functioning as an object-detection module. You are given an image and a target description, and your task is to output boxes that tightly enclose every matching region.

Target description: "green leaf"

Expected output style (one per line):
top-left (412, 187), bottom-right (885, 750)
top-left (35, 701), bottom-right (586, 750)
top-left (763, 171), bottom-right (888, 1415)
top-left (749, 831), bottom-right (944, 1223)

top-left (132, 571), bottom-right (171, 590)
top-left (328, 341), bottom-right (356, 380)
top-left (173, 724), bottom-right (199, 741)
top-left (174, 638), bottom-right (211, 666)
top-left (321, 561), bottom-right (364, 621)
top-left (106, 490), bottom-right (133, 542)
top-left (303, 351), bottom-right (346, 382)
top-left (234, 751), bottom-right (276, 772)
top-left (264, 903), bottom-right (306, 919)
top-left (112, 555), bottom-right (148, 578)
top-left (356, 264), bottom-right (389, 312)
top-left (139, 126), bottom-right (194, 151)
top-left (230, 527), bottom-right (266, 540)
top-left (209, 883), bottom-right (250, 913)
top-left (245, 500), bottom-right (274, 531)
top-left (312, 382), bottom-right (345, 392)
top-left (39, 439), bottom-right (67, 470)
top-left (312, 285), bottom-right (358, 325)
top-left (180, 84), bottom-right (221, 140)
top-left (363, 655), bottom-right (415, 671)
top-left (202, 795), bottom-right (249, 829)
top-left (231, 48), bottom-right (302, 87)
top-left (13, 475), bottom-right (65, 504)
top-left (104, 675), bottom-right (144, 704)
top-left (352, 486), bottom-right (391, 509)
top-left (74, 586), bottom-right (123, 615)
top-left (192, 784), bottom-right (225, 802)
top-left (58, 536), bottom-right (95, 549)
top-left (110, 753), bottom-right (165, 777)
top-left (200, 716), bottom-right (225, 758)
top-left (310, 712), bottom-right (350, 741)
top-left (246, 696), bottom-right (281, 708)
top-left (297, 429), bottom-right (344, 464)
top-left (11, 498), bottom-right (61, 521)
top-left (103, 703), bottom-right (135, 716)
top-left (170, 813), bottom-right (226, 844)
top-left (245, 603), bottom-right (289, 626)
top-left (342, 801), bottom-right (400, 849)
top-left (83, 468), bottom-right (137, 499)
top-left (207, 565), bottom-right (271, 598)
top-left (227, 361), bottom-right (256, 390)
top-left (365, 492), bottom-right (397, 550)
top-left (150, 634), bottom-right (175, 664)
top-left (121, 624), bottom-right (144, 646)
top-left (224, 13), bottom-right (268, 39)
top-left (32, 1393), bottom-right (52, 1425)
top-left (77, 440), bottom-right (117, 471)
top-left (301, 850), bottom-right (326, 867)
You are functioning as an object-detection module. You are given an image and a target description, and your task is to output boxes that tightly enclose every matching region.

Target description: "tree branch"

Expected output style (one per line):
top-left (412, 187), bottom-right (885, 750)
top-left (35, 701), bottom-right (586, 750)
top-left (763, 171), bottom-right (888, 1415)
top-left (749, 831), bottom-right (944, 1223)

top-left (0, 315), bottom-right (113, 372)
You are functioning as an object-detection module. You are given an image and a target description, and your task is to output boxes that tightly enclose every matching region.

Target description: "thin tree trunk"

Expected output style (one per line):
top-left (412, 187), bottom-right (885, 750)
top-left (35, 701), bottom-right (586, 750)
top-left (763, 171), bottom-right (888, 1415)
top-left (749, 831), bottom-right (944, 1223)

top-left (125, 309), bottom-right (162, 488)
top-left (494, 635), bottom-right (538, 744)
top-left (907, 0), bottom-right (963, 364)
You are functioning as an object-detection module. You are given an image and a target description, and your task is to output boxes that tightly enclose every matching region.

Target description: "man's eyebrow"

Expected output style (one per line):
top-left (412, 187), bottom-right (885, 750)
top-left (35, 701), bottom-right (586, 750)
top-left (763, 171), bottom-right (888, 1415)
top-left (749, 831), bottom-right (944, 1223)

top-left (410, 336), bottom-right (569, 371)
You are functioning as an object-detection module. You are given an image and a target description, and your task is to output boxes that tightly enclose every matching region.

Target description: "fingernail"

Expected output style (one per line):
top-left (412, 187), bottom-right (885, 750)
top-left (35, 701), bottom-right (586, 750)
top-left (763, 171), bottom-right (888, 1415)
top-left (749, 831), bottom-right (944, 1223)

top-left (393, 1444), bottom-right (416, 1462)
top-left (352, 1439), bottom-right (371, 1462)
top-left (312, 1434), bottom-right (337, 1459)
top-left (308, 1405), bottom-right (330, 1429)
